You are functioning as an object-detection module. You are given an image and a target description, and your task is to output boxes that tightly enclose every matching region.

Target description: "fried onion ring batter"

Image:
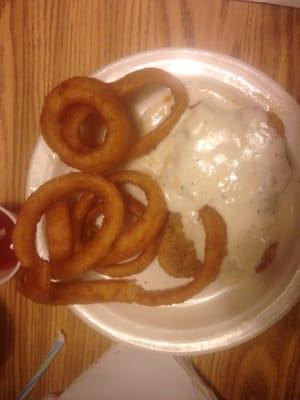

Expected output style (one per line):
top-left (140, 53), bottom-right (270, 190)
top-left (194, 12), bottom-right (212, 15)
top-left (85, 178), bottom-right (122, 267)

top-left (41, 77), bottom-right (134, 173)
top-left (13, 173), bottom-right (124, 280)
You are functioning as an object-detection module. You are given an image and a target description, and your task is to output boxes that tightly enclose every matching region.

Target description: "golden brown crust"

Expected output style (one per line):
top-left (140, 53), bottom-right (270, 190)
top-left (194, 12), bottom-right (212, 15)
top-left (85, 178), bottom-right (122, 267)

top-left (99, 170), bottom-right (167, 265)
top-left (13, 173), bottom-right (124, 280)
top-left (45, 199), bottom-right (73, 262)
top-left (62, 105), bottom-right (104, 152)
top-left (40, 77), bottom-right (134, 173)
top-left (136, 206), bottom-right (227, 306)
top-left (158, 213), bottom-right (201, 278)
top-left (16, 206), bottom-right (227, 306)
top-left (94, 239), bottom-right (158, 278)
top-left (111, 68), bottom-right (188, 159)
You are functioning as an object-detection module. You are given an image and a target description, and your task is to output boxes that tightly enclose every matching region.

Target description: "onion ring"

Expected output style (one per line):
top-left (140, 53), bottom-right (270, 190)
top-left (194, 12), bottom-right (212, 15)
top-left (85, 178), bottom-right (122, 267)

top-left (40, 77), bottom-right (134, 173)
top-left (45, 199), bottom-right (73, 261)
top-left (111, 68), bottom-right (188, 159)
top-left (16, 263), bottom-right (53, 304)
top-left (16, 262), bottom-right (140, 305)
top-left (16, 206), bottom-right (226, 305)
top-left (72, 189), bottom-right (158, 277)
top-left (99, 170), bottom-right (167, 265)
top-left (61, 69), bottom-right (188, 159)
top-left (62, 105), bottom-right (105, 152)
top-left (94, 239), bottom-right (158, 278)
top-left (136, 206), bottom-right (227, 306)
top-left (78, 193), bottom-right (146, 244)
top-left (13, 172), bottom-right (124, 280)
top-left (80, 200), bottom-right (104, 243)
top-left (121, 190), bottom-right (146, 217)
top-left (92, 194), bottom-right (158, 277)
top-left (72, 192), bottom-right (96, 250)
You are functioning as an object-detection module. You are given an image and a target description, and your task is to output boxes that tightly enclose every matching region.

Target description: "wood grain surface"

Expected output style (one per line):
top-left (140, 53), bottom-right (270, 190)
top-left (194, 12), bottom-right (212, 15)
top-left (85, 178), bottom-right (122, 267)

top-left (0, 1), bottom-right (299, 399)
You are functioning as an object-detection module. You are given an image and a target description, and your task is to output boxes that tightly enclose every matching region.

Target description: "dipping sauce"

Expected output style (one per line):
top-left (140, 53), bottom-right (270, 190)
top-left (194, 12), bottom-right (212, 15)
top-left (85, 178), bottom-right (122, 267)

top-left (0, 209), bottom-right (18, 270)
top-left (129, 87), bottom-right (293, 281)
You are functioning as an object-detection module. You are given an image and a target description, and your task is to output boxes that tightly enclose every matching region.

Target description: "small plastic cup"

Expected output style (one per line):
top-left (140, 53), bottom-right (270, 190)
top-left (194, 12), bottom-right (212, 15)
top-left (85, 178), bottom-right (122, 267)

top-left (0, 206), bottom-right (20, 284)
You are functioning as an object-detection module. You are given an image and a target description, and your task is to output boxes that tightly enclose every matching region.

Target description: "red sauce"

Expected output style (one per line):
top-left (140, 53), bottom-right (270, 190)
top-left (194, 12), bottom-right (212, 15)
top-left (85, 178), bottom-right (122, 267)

top-left (0, 210), bottom-right (18, 270)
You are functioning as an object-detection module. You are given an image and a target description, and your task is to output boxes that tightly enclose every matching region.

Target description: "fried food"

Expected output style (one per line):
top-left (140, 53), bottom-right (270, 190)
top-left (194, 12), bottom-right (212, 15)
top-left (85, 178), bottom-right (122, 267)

top-left (16, 262), bottom-right (140, 305)
top-left (59, 68), bottom-right (188, 161)
top-left (13, 172), bottom-right (124, 280)
top-left (15, 69), bottom-right (243, 307)
top-left (93, 193), bottom-right (158, 277)
top-left (94, 240), bottom-right (159, 278)
top-left (158, 212), bottom-right (201, 278)
top-left (16, 206), bottom-right (227, 306)
top-left (121, 190), bottom-right (146, 217)
top-left (77, 193), bottom-right (141, 246)
top-left (40, 77), bottom-right (134, 173)
top-left (80, 201), bottom-right (104, 243)
top-left (45, 199), bottom-right (73, 261)
top-left (0, 208), bottom-right (18, 270)
top-left (62, 105), bottom-right (104, 152)
top-left (72, 184), bottom-right (161, 277)
top-left (17, 262), bottom-right (52, 304)
top-left (111, 68), bottom-right (188, 159)
top-left (158, 211), bottom-right (277, 279)
top-left (99, 170), bottom-right (167, 265)
top-left (72, 192), bottom-right (96, 250)
top-left (137, 206), bottom-right (227, 306)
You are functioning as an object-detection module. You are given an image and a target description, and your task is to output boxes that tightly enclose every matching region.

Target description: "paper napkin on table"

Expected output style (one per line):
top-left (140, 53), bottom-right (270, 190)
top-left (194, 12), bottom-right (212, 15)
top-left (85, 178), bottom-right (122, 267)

top-left (43, 344), bottom-right (218, 400)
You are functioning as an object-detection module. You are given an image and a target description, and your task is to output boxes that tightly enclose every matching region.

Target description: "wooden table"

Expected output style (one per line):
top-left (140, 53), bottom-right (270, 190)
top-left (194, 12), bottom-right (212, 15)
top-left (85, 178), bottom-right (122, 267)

top-left (0, 1), bottom-right (299, 399)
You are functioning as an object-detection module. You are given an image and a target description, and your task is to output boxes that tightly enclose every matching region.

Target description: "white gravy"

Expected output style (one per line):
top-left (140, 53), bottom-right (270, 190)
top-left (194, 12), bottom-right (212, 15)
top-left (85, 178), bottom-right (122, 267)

top-left (128, 86), bottom-right (294, 282)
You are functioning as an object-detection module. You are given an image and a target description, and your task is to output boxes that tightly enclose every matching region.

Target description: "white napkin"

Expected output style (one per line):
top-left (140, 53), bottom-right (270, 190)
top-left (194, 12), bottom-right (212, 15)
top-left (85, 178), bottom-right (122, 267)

top-left (43, 344), bottom-right (218, 400)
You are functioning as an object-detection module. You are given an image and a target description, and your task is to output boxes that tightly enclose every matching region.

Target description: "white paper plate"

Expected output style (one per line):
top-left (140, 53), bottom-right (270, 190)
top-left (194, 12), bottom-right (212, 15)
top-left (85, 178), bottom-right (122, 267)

top-left (27, 48), bottom-right (300, 354)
